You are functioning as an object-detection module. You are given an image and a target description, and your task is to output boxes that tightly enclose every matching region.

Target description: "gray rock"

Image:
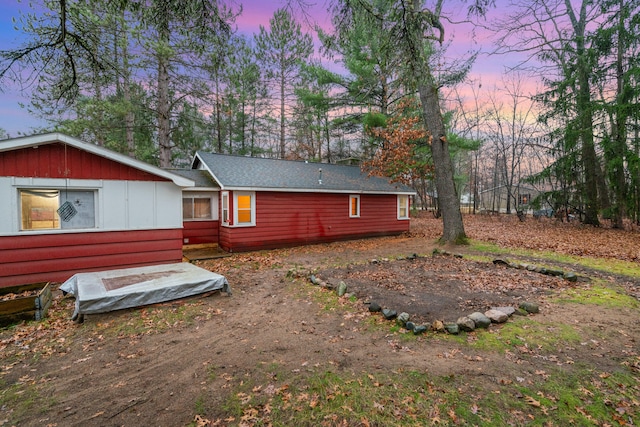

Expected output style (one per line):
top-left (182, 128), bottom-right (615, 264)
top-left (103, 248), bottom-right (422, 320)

top-left (485, 309), bottom-right (509, 323)
top-left (396, 312), bottom-right (410, 327)
top-left (405, 321), bottom-right (415, 331)
top-left (445, 323), bottom-right (460, 334)
top-left (468, 312), bottom-right (491, 328)
top-left (545, 269), bottom-right (564, 277)
top-left (382, 309), bottom-right (397, 320)
top-left (563, 272), bottom-right (578, 282)
top-left (413, 325), bottom-right (428, 335)
top-left (337, 281), bottom-right (347, 296)
top-left (368, 302), bottom-right (382, 312)
top-left (492, 306), bottom-right (516, 317)
top-left (457, 316), bottom-right (476, 332)
top-left (519, 301), bottom-right (540, 314)
top-left (310, 274), bottom-right (318, 285)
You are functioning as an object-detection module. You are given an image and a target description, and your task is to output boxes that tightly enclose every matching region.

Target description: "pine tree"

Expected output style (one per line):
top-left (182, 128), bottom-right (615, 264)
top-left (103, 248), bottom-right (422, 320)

top-left (255, 9), bottom-right (313, 159)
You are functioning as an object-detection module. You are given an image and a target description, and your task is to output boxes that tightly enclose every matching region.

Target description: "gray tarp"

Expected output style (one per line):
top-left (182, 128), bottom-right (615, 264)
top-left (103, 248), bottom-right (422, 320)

top-left (60, 262), bottom-right (230, 320)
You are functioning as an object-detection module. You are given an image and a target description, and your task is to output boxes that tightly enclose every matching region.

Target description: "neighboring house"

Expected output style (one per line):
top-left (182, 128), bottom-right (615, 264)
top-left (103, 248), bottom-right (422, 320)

top-left (0, 133), bottom-right (194, 288)
top-left (171, 152), bottom-right (416, 253)
top-left (476, 184), bottom-right (541, 214)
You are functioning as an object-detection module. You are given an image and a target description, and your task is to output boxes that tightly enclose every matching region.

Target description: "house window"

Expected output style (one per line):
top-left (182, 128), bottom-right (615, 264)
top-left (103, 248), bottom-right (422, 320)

top-left (349, 195), bottom-right (360, 218)
top-left (222, 192), bottom-right (229, 224)
top-left (20, 189), bottom-right (96, 231)
top-left (222, 191), bottom-right (255, 227)
top-left (182, 193), bottom-right (215, 221)
top-left (518, 193), bottom-right (531, 206)
top-left (235, 192), bottom-right (255, 226)
top-left (398, 195), bottom-right (410, 219)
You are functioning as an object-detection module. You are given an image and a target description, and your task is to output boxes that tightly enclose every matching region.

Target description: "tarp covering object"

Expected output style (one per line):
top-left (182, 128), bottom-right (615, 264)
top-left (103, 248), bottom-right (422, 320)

top-left (60, 263), bottom-right (230, 320)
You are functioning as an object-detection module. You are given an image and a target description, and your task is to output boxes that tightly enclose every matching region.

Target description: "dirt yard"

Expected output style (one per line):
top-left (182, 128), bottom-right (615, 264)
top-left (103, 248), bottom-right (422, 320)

top-left (1, 214), bottom-right (639, 426)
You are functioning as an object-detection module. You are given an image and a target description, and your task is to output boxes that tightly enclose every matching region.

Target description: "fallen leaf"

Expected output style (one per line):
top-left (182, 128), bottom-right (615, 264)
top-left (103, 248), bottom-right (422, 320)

top-left (525, 396), bottom-right (541, 407)
top-left (194, 414), bottom-right (211, 427)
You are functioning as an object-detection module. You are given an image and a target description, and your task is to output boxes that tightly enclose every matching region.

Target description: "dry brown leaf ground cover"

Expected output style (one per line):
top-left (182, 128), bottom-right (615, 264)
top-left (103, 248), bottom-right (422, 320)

top-left (1, 213), bottom-right (639, 426)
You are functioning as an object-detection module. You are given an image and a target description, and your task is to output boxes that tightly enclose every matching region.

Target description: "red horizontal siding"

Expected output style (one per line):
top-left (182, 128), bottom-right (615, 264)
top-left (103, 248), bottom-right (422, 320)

top-left (182, 220), bottom-right (219, 245)
top-left (0, 143), bottom-right (167, 181)
top-left (0, 229), bottom-right (183, 288)
top-left (219, 192), bottom-right (409, 252)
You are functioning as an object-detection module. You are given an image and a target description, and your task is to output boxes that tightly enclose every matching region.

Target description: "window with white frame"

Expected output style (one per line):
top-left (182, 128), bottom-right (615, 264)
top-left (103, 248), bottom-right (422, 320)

top-left (221, 192), bottom-right (229, 224)
top-left (20, 189), bottom-right (96, 231)
top-left (182, 192), bottom-right (217, 221)
top-left (349, 195), bottom-right (360, 218)
top-left (235, 192), bottom-right (255, 226)
top-left (221, 191), bottom-right (255, 227)
top-left (397, 195), bottom-right (410, 219)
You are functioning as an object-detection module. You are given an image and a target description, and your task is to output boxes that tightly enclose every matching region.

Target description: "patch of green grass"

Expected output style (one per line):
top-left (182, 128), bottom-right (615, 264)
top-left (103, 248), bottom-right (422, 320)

top-left (205, 364), bottom-right (217, 381)
top-left (469, 240), bottom-right (640, 279)
top-left (100, 302), bottom-right (208, 337)
top-left (0, 380), bottom-right (56, 425)
top-left (469, 240), bottom-right (505, 254)
top-left (211, 369), bottom-right (468, 426)
top-left (194, 395), bottom-right (207, 415)
top-left (201, 363), bottom-right (640, 426)
top-left (443, 317), bottom-right (582, 353)
top-left (552, 283), bottom-right (640, 308)
top-left (192, 347), bottom-right (640, 427)
top-left (301, 280), bottom-right (354, 315)
top-left (504, 364), bottom-right (640, 426)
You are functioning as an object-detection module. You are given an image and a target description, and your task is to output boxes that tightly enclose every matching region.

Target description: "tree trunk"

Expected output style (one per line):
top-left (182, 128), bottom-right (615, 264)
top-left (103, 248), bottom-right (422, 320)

top-left (215, 77), bottom-right (222, 153)
top-left (280, 68), bottom-right (286, 158)
top-left (567, 0), bottom-right (599, 225)
top-left (157, 20), bottom-right (172, 168)
top-left (577, 70), bottom-right (599, 226)
top-left (120, 16), bottom-right (135, 158)
top-left (609, 0), bottom-right (629, 229)
top-left (417, 83), bottom-right (466, 243)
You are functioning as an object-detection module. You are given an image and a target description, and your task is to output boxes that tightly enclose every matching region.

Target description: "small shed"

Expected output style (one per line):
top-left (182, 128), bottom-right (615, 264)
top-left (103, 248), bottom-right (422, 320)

top-left (174, 152), bottom-right (416, 253)
top-left (0, 133), bottom-right (195, 288)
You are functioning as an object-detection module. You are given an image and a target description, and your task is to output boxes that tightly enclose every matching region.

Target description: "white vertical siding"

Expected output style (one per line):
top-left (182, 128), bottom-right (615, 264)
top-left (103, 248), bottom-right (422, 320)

top-left (101, 180), bottom-right (128, 229)
top-left (126, 181), bottom-right (156, 228)
top-left (0, 178), bottom-right (15, 234)
top-left (1, 178), bottom-right (183, 236)
top-left (155, 182), bottom-right (182, 227)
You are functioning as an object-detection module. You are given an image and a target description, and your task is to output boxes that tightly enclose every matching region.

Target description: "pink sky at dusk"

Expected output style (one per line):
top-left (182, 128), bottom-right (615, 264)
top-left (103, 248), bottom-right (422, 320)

top-left (0, 0), bottom-right (526, 138)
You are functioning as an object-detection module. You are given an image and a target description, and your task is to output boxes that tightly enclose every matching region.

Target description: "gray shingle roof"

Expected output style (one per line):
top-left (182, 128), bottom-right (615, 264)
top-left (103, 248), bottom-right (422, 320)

top-left (194, 152), bottom-right (415, 194)
top-left (167, 169), bottom-right (220, 189)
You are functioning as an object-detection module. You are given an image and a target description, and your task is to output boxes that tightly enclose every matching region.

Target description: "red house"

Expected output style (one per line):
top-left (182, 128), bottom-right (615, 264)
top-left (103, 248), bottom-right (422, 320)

top-left (174, 152), bottom-right (416, 253)
top-left (0, 133), bottom-right (195, 288)
top-left (0, 133), bottom-right (415, 288)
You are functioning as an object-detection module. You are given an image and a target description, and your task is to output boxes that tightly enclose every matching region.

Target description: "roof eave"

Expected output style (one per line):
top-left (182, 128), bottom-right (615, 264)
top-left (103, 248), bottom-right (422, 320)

top-left (220, 186), bottom-right (416, 195)
top-left (1, 133), bottom-right (195, 187)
